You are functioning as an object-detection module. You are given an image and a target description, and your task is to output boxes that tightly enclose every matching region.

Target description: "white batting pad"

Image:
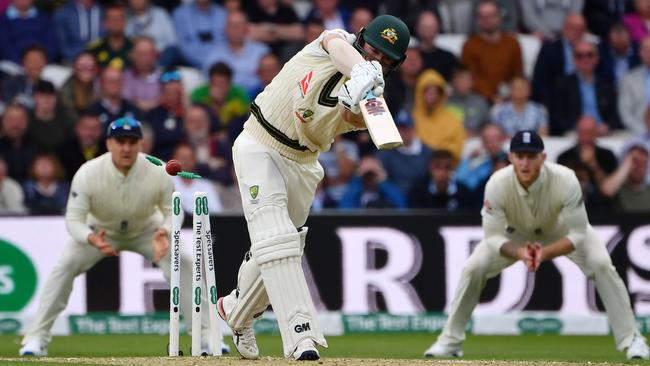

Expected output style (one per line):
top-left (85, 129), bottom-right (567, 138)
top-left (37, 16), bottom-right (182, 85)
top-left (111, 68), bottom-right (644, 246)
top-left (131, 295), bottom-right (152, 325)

top-left (226, 253), bottom-right (269, 330)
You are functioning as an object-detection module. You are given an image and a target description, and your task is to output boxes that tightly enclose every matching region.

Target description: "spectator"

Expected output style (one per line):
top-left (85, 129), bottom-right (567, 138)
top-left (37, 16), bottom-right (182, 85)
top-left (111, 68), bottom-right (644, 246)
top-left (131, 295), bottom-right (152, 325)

top-left (87, 4), bottom-right (133, 70)
top-left (348, 6), bottom-right (372, 33)
top-left (58, 51), bottom-right (99, 120)
top-left (415, 10), bottom-right (457, 82)
top-left (126, 0), bottom-right (177, 66)
top-left (550, 39), bottom-right (621, 135)
top-left (0, 104), bottom-right (38, 182)
top-left (170, 143), bottom-right (223, 213)
top-left (172, 0), bottom-right (226, 68)
top-left (408, 149), bottom-right (473, 210)
top-left (437, 0), bottom-right (474, 34)
top-left (318, 136), bottom-right (359, 206)
top-left (54, 0), bottom-right (104, 64)
top-left (0, 0), bottom-right (57, 64)
top-left (455, 123), bottom-right (508, 206)
top-left (248, 53), bottom-right (280, 99)
top-left (566, 159), bottom-right (613, 211)
top-left (246, 0), bottom-right (303, 57)
top-left (532, 13), bottom-right (587, 103)
top-left (583, 0), bottom-right (634, 38)
top-left (339, 156), bottom-right (406, 209)
top-left (28, 80), bottom-right (75, 152)
top-left (623, 0), bottom-right (650, 42)
top-left (557, 115), bottom-right (618, 207)
top-left (144, 67), bottom-right (186, 161)
top-left (460, 0), bottom-right (523, 102)
top-left (0, 156), bottom-right (27, 214)
top-left (190, 62), bottom-right (249, 128)
top-left (306, 0), bottom-right (349, 31)
top-left (470, 0), bottom-right (519, 33)
top-left (383, 48), bottom-right (422, 116)
top-left (122, 37), bottom-right (160, 112)
top-left (1, 46), bottom-right (47, 109)
top-left (279, 16), bottom-right (325, 64)
top-left (183, 104), bottom-right (232, 186)
top-left (413, 69), bottom-right (466, 164)
top-left (56, 112), bottom-right (106, 180)
top-left (597, 22), bottom-right (640, 85)
top-left (377, 109), bottom-right (432, 197)
top-left (87, 66), bottom-right (141, 133)
top-left (447, 66), bottom-right (489, 136)
top-left (22, 153), bottom-right (69, 215)
top-left (520, 0), bottom-right (584, 40)
top-left (491, 76), bottom-right (549, 137)
top-left (202, 11), bottom-right (270, 92)
top-left (619, 35), bottom-right (650, 134)
top-left (602, 142), bottom-right (650, 211)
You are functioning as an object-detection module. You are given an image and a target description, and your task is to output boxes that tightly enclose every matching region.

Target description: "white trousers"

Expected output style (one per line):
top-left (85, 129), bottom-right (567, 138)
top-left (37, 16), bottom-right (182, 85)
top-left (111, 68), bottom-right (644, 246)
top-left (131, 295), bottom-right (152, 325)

top-left (22, 224), bottom-right (204, 345)
top-left (437, 226), bottom-right (640, 351)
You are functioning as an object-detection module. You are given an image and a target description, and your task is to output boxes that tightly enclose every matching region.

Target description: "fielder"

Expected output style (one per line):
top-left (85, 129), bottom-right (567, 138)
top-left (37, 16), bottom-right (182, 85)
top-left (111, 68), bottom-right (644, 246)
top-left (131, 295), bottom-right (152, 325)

top-left (19, 118), bottom-right (227, 356)
top-left (424, 130), bottom-right (650, 360)
top-left (216, 15), bottom-right (409, 361)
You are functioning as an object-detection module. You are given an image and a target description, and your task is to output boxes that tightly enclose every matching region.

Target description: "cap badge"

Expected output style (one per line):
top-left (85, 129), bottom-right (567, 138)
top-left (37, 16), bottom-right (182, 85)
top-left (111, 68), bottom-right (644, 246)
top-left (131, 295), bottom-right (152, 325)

top-left (380, 28), bottom-right (398, 44)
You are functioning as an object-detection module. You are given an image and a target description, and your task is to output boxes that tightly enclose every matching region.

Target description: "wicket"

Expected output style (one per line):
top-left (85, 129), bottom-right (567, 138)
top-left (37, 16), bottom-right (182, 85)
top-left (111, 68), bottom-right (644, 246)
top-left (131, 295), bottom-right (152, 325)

top-left (169, 191), bottom-right (223, 357)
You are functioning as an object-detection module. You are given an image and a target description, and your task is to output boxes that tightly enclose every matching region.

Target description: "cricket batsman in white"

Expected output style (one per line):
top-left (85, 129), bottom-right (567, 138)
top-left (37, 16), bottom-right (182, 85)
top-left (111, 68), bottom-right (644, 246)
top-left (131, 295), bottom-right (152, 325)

top-left (19, 117), bottom-right (227, 356)
top-left (216, 15), bottom-right (410, 360)
top-left (425, 130), bottom-right (650, 360)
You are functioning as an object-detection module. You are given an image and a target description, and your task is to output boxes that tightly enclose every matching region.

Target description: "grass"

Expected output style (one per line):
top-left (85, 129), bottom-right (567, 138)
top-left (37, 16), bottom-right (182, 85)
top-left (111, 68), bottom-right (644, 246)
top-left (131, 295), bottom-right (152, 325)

top-left (0, 333), bottom-right (645, 364)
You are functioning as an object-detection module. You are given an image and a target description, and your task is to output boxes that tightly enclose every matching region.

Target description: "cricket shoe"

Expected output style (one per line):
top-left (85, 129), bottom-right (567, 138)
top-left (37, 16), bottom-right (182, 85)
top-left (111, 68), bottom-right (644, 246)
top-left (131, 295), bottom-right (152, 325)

top-left (19, 339), bottom-right (47, 357)
top-left (424, 341), bottom-right (463, 358)
top-left (217, 296), bottom-right (259, 359)
top-left (292, 339), bottom-right (319, 361)
top-left (626, 334), bottom-right (649, 360)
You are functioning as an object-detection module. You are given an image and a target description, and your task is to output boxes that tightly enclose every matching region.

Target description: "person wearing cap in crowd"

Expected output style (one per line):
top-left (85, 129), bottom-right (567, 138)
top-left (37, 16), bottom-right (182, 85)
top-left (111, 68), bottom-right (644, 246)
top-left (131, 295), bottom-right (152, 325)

top-left (19, 117), bottom-right (227, 357)
top-left (424, 130), bottom-right (649, 360)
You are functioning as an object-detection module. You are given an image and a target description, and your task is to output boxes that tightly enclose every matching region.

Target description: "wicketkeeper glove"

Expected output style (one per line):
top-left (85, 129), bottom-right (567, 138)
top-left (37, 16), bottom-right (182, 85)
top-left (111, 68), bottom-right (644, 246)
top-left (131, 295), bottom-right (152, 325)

top-left (337, 60), bottom-right (385, 114)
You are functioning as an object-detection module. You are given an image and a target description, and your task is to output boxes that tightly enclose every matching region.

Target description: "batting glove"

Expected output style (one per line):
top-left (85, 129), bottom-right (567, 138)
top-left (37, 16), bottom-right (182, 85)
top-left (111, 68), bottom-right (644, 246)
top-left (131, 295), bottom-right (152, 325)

top-left (338, 61), bottom-right (385, 114)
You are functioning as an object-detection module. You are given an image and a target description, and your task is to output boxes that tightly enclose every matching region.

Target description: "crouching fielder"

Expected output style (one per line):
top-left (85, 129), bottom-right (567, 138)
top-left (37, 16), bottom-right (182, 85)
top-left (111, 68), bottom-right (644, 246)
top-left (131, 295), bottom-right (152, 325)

top-left (216, 15), bottom-right (410, 361)
top-left (19, 118), bottom-right (226, 357)
top-left (425, 130), bottom-right (649, 360)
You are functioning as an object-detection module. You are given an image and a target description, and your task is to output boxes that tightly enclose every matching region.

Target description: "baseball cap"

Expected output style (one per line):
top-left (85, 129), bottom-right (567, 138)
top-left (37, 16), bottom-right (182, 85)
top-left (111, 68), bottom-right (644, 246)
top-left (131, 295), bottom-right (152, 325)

top-left (106, 117), bottom-right (143, 139)
top-left (510, 130), bottom-right (544, 153)
top-left (394, 109), bottom-right (413, 127)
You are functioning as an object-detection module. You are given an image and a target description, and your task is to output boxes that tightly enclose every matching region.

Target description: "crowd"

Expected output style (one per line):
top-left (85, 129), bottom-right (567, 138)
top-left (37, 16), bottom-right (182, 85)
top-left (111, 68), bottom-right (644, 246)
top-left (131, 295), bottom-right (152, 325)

top-left (0, 0), bottom-right (649, 215)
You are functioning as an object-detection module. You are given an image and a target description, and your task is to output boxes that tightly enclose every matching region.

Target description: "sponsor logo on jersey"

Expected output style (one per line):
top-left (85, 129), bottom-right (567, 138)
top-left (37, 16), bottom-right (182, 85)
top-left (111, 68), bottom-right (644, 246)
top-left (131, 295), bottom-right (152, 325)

top-left (299, 71), bottom-right (313, 97)
top-left (295, 108), bottom-right (314, 123)
top-left (380, 28), bottom-right (398, 44)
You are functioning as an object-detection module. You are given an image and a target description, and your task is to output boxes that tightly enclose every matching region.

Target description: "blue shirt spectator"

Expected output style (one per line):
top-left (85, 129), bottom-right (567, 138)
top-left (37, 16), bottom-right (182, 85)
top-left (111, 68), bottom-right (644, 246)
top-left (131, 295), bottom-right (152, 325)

top-left (23, 154), bottom-right (70, 215)
top-left (173, 0), bottom-right (226, 68)
top-left (339, 156), bottom-right (406, 209)
top-left (0, 1), bottom-right (58, 63)
top-left (54, 0), bottom-right (104, 64)
top-left (455, 123), bottom-right (508, 194)
top-left (126, 0), bottom-right (176, 54)
top-left (578, 74), bottom-right (604, 123)
top-left (596, 23), bottom-right (639, 86)
top-left (491, 77), bottom-right (548, 137)
top-left (203, 11), bottom-right (270, 91)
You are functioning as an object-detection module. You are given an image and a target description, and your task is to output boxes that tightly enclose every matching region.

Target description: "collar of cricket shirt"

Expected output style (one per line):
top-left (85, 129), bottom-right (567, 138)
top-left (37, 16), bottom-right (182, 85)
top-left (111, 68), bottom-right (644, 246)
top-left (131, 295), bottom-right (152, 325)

top-left (515, 164), bottom-right (547, 197)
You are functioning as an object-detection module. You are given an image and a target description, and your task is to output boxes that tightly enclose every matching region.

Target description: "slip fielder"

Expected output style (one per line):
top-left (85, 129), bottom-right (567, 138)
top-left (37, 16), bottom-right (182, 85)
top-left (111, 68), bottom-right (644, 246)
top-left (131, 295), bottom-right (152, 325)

top-left (19, 118), bottom-right (226, 356)
top-left (216, 15), bottom-right (410, 360)
top-left (424, 130), bottom-right (649, 360)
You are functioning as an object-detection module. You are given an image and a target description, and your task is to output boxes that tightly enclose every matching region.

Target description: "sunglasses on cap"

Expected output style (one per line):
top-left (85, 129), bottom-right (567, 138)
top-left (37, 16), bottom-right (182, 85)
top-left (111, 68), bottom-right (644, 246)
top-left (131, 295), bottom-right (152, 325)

top-left (160, 70), bottom-right (181, 83)
top-left (110, 117), bottom-right (141, 129)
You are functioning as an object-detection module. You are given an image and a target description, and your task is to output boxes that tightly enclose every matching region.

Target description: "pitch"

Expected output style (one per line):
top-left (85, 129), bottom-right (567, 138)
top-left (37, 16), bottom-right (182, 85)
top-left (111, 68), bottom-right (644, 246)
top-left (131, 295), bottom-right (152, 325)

top-left (0, 334), bottom-right (647, 365)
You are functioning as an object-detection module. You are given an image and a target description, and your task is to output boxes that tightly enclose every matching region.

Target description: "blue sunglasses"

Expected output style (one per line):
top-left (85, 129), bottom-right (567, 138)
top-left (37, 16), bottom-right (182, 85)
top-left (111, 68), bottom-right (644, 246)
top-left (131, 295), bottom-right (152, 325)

top-left (160, 70), bottom-right (182, 83)
top-left (110, 117), bottom-right (141, 130)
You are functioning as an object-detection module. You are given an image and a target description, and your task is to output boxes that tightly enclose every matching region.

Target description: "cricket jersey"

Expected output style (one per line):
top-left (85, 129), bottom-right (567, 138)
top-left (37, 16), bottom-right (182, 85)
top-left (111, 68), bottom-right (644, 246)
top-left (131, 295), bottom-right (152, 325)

top-left (66, 152), bottom-right (173, 242)
top-left (481, 162), bottom-right (589, 251)
top-left (243, 29), bottom-right (361, 163)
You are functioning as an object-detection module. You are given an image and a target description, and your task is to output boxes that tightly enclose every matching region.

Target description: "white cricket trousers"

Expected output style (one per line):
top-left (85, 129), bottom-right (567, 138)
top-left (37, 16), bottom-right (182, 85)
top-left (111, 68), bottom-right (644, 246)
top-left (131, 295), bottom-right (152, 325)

top-left (22, 225), bottom-right (202, 345)
top-left (438, 226), bottom-right (640, 351)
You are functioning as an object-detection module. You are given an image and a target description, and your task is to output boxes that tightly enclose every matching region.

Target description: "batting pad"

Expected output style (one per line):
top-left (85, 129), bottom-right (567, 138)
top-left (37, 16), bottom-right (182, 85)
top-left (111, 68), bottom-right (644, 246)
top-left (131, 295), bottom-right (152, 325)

top-left (226, 252), bottom-right (269, 330)
top-left (248, 206), bottom-right (326, 356)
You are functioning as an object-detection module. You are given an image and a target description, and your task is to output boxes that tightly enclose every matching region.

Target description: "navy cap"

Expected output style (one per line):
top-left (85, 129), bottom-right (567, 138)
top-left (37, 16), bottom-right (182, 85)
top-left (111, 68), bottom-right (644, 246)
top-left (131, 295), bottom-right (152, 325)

top-left (510, 130), bottom-right (544, 153)
top-left (107, 117), bottom-right (143, 139)
top-left (394, 109), bottom-right (413, 127)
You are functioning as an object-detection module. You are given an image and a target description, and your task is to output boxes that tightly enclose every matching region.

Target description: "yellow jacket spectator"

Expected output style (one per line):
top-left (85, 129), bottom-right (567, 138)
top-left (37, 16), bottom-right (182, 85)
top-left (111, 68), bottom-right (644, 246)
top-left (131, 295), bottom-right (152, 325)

top-left (413, 69), bottom-right (466, 164)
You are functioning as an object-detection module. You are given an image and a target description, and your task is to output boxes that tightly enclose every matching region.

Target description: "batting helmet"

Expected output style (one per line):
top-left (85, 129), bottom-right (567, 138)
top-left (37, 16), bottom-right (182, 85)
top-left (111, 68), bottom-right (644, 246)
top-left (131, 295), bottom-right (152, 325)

top-left (353, 14), bottom-right (410, 73)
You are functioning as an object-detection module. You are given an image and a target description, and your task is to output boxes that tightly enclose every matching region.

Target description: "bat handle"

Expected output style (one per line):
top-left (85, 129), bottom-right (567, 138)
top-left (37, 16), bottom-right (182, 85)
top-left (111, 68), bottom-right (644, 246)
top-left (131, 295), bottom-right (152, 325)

top-left (366, 90), bottom-right (376, 100)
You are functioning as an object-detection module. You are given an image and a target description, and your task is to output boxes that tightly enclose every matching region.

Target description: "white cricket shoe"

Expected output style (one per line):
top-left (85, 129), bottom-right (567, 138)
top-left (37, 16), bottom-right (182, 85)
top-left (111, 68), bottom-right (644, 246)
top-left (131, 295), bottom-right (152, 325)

top-left (424, 341), bottom-right (463, 358)
top-left (217, 295), bottom-right (259, 359)
top-left (626, 335), bottom-right (650, 360)
top-left (292, 339), bottom-right (319, 361)
top-left (19, 339), bottom-right (47, 357)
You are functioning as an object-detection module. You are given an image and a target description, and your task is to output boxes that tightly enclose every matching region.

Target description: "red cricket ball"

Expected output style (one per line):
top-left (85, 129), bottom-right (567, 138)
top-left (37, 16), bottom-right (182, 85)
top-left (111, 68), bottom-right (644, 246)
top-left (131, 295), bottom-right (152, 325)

top-left (165, 159), bottom-right (182, 176)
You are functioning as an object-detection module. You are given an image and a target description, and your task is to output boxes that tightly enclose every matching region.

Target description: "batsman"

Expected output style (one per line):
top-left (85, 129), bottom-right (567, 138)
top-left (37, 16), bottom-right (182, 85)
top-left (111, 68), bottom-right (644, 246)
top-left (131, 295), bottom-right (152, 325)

top-left (217, 15), bottom-right (409, 360)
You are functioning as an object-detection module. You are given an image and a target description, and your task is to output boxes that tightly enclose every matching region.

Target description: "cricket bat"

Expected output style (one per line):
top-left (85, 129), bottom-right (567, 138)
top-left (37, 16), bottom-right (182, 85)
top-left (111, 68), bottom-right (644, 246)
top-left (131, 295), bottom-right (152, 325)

top-left (360, 91), bottom-right (403, 150)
